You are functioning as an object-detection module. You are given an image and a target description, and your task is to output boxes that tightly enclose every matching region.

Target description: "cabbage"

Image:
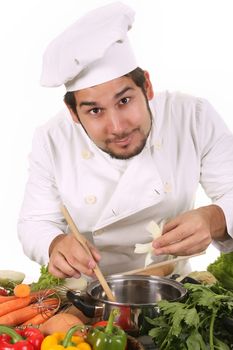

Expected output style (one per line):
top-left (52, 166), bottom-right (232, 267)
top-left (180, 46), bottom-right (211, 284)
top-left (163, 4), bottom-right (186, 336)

top-left (0, 270), bottom-right (25, 288)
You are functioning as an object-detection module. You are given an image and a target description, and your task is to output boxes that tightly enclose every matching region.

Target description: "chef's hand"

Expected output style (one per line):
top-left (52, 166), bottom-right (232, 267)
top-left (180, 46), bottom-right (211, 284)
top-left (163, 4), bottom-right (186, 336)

top-left (152, 205), bottom-right (227, 256)
top-left (48, 233), bottom-right (101, 279)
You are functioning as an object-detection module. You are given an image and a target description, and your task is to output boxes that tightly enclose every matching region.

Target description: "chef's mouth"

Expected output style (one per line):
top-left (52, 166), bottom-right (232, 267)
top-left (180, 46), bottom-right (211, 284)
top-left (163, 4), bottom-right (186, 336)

top-left (107, 129), bottom-right (139, 145)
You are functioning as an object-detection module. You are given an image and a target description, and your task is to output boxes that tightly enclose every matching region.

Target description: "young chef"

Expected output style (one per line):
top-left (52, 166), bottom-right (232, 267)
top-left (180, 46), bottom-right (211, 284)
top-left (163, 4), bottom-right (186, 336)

top-left (18, 2), bottom-right (233, 279)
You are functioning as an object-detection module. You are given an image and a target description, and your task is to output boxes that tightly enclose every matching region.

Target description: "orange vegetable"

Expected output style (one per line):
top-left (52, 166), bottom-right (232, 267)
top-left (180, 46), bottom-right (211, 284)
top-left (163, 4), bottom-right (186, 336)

top-left (0, 288), bottom-right (56, 304)
top-left (14, 283), bottom-right (31, 297)
top-left (0, 295), bottom-right (33, 317)
top-left (39, 312), bottom-right (84, 335)
top-left (0, 297), bottom-right (60, 326)
top-left (0, 295), bottom-right (17, 304)
top-left (0, 303), bottom-right (42, 326)
top-left (22, 309), bottom-right (55, 326)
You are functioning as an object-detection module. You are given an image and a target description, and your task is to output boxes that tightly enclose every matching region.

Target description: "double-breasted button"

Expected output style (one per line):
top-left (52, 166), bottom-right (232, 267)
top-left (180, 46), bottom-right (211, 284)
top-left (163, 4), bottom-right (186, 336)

top-left (93, 229), bottom-right (104, 236)
top-left (154, 141), bottom-right (162, 150)
top-left (81, 149), bottom-right (92, 159)
top-left (164, 182), bottom-right (172, 193)
top-left (85, 195), bottom-right (97, 204)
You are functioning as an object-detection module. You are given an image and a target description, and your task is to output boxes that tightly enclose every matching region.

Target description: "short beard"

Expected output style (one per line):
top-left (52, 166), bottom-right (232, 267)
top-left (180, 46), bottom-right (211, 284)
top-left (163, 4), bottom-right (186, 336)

top-left (78, 99), bottom-right (153, 160)
top-left (101, 129), bottom-right (150, 160)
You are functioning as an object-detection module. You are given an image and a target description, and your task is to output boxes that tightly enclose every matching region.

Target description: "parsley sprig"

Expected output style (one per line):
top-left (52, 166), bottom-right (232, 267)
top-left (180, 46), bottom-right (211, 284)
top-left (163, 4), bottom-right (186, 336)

top-left (146, 283), bottom-right (233, 349)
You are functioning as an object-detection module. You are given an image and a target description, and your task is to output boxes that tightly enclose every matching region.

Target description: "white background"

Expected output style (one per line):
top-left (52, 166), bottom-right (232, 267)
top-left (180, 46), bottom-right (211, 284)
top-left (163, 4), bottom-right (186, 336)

top-left (0, 0), bottom-right (232, 282)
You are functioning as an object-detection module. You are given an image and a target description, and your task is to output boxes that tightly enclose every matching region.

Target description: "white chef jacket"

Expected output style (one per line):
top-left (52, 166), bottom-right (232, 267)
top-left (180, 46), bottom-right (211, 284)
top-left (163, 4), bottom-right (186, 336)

top-left (18, 91), bottom-right (233, 275)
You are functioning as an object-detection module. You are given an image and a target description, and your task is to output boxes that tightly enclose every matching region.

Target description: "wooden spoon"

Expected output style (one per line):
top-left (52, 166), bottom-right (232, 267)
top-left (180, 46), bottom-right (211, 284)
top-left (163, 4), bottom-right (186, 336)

top-left (122, 251), bottom-right (206, 276)
top-left (60, 205), bottom-right (116, 302)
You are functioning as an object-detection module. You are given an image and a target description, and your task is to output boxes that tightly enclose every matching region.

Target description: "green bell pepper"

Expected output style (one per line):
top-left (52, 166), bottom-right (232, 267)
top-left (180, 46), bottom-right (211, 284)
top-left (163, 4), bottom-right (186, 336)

top-left (87, 309), bottom-right (127, 350)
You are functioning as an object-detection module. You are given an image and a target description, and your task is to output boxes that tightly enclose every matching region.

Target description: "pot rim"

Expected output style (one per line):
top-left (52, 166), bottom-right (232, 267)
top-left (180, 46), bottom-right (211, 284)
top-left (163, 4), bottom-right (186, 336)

top-left (86, 274), bottom-right (187, 306)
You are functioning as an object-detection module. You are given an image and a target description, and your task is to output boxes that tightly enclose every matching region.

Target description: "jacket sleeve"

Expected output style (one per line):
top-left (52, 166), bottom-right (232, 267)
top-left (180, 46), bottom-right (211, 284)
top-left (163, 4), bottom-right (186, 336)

top-left (198, 99), bottom-right (233, 251)
top-left (18, 127), bottom-right (67, 265)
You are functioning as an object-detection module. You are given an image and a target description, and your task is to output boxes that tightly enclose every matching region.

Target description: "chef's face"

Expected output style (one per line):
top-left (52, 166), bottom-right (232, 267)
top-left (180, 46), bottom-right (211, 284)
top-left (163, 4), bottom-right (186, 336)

top-left (72, 72), bottom-right (154, 159)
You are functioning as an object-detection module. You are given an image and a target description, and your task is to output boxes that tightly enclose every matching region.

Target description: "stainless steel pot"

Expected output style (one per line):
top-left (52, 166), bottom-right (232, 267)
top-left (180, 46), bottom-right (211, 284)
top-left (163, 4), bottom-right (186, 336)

top-left (67, 274), bottom-right (187, 336)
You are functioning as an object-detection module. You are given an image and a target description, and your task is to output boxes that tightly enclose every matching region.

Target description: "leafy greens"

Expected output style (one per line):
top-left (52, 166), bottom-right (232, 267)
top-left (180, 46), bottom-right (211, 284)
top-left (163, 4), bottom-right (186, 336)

top-left (30, 265), bottom-right (64, 291)
top-left (146, 283), bottom-right (233, 349)
top-left (208, 252), bottom-right (233, 290)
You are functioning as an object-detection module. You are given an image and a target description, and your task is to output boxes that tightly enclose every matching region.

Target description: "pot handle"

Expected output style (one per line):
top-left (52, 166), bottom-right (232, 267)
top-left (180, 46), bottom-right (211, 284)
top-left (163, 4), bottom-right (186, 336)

top-left (66, 290), bottom-right (103, 318)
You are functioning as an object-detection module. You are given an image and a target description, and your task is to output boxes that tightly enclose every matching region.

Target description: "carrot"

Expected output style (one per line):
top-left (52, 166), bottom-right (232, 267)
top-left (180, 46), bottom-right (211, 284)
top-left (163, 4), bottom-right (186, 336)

top-left (0, 288), bottom-right (56, 304)
top-left (22, 309), bottom-right (55, 326)
top-left (0, 297), bottom-right (60, 326)
top-left (0, 295), bottom-right (33, 317)
top-left (14, 283), bottom-right (31, 297)
top-left (0, 295), bottom-right (17, 303)
top-left (0, 304), bottom-right (41, 326)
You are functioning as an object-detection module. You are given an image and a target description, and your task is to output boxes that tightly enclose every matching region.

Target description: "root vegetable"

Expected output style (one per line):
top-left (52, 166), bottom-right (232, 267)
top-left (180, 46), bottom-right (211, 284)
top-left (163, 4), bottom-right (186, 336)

top-left (0, 295), bottom-right (33, 317)
top-left (0, 297), bottom-right (59, 326)
top-left (39, 312), bottom-right (84, 335)
top-left (22, 309), bottom-right (56, 326)
top-left (14, 283), bottom-right (31, 297)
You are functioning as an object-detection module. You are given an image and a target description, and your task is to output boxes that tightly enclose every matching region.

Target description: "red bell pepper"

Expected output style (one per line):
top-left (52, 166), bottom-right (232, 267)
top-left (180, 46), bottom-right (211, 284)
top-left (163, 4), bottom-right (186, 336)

top-left (117, 307), bottom-right (132, 330)
top-left (0, 325), bottom-right (44, 350)
top-left (94, 307), bottom-right (132, 331)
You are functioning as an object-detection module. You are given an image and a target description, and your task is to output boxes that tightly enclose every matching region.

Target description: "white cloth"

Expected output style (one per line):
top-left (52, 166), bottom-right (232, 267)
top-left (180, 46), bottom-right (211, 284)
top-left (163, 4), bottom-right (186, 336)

top-left (18, 91), bottom-right (233, 274)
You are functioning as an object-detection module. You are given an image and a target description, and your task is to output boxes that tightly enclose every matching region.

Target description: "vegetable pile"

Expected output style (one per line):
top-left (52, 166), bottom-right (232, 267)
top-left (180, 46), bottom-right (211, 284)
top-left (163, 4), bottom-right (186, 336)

top-left (0, 266), bottom-right (64, 328)
top-left (40, 309), bottom-right (127, 350)
top-left (0, 265), bottom-right (90, 329)
top-left (146, 282), bottom-right (233, 349)
top-left (0, 287), bottom-right (59, 326)
top-left (0, 266), bottom-right (128, 350)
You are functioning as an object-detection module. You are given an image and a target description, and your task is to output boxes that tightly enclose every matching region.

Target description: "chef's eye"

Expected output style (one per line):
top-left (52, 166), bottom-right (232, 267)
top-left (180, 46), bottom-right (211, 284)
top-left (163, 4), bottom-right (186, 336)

top-left (90, 107), bottom-right (101, 115)
top-left (119, 97), bottom-right (130, 105)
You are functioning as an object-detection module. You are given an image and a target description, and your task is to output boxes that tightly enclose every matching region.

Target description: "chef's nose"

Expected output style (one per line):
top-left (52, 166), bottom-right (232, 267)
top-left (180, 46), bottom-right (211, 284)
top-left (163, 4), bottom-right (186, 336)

top-left (107, 110), bottom-right (125, 134)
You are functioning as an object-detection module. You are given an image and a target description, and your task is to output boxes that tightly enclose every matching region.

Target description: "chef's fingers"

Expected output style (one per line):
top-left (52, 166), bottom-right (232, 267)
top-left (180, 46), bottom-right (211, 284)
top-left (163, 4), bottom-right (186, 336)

top-left (162, 218), bottom-right (179, 234)
top-left (49, 234), bottom-right (97, 277)
top-left (64, 238), bottom-right (99, 276)
top-left (153, 219), bottom-right (192, 251)
top-left (152, 222), bottom-right (211, 256)
top-left (85, 239), bottom-right (101, 262)
top-left (152, 229), bottom-right (210, 256)
top-left (48, 256), bottom-right (81, 279)
top-left (50, 250), bottom-right (96, 278)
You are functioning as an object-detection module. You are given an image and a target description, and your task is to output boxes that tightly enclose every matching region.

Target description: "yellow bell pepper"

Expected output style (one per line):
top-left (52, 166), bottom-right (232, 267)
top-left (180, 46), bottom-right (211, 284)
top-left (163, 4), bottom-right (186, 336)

top-left (41, 325), bottom-right (91, 350)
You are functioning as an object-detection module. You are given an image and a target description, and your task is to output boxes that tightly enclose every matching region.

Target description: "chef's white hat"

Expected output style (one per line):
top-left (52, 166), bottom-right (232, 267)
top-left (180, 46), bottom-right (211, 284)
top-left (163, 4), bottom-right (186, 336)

top-left (40, 1), bottom-right (138, 91)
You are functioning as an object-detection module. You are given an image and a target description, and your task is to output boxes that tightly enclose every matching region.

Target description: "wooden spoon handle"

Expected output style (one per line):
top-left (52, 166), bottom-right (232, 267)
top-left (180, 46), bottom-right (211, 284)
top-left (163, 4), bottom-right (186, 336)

top-left (122, 251), bottom-right (206, 276)
top-left (61, 205), bottom-right (116, 302)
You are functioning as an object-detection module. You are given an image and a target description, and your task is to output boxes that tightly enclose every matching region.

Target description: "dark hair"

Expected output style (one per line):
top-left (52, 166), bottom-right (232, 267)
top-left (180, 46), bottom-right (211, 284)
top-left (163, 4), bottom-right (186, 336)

top-left (64, 67), bottom-right (146, 115)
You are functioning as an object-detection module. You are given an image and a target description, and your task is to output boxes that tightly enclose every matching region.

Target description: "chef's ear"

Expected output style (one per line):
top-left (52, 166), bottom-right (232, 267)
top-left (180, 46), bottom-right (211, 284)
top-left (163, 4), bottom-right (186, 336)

top-left (64, 92), bottom-right (80, 123)
top-left (144, 71), bottom-right (154, 100)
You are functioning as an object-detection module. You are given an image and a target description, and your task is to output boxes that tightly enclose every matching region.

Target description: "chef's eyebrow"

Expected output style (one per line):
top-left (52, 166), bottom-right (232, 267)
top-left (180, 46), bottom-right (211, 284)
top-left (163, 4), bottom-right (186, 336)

top-left (79, 86), bottom-right (134, 108)
top-left (115, 86), bottom-right (134, 99)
